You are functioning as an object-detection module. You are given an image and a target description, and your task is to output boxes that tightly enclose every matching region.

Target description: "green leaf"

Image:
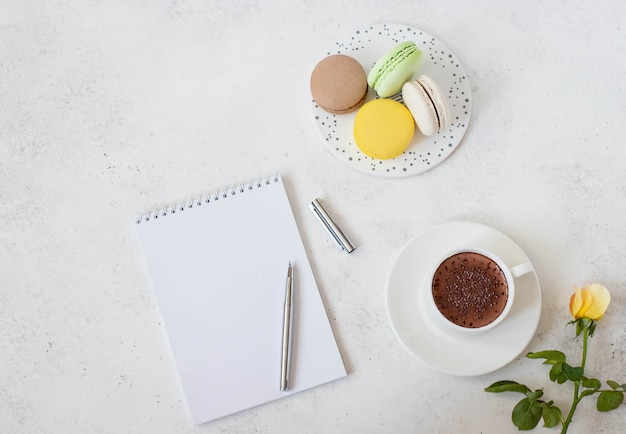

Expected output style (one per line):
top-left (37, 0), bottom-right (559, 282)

top-left (571, 318), bottom-right (595, 337)
top-left (485, 380), bottom-right (530, 394)
top-left (575, 319), bottom-right (584, 336)
top-left (562, 363), bottom-right (584, 382)
top-left (526, 350), bottom-right (566, 364)
top-left (549, 364), bottom-right (567, 384)
top-left (582, 377), bottom-right (601, 389)
top-left (597, 391), bottom-right (624, 411)
top-left (541, 403), bottom-right (562, 428)
top-left (526, 389), bottom-right (544, 401)
top-left (512, 397), bottom-right (543, 430)
top-left (607, 380), bottom-right (620, 390)
top-left (580, 389), bottom-right (597, 398)
top-left (588, 320), bottom-right (597, 337)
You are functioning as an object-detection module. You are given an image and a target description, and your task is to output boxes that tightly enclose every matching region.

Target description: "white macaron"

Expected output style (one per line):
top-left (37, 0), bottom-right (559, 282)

top-left (401, 75), bottom-right (450, 136)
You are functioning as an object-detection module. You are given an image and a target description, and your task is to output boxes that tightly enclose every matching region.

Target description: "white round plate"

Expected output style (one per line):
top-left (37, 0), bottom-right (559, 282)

top-left (311, 23), bottom-right (472, 178)
top-left (386, 221), bottom-right (542, 376)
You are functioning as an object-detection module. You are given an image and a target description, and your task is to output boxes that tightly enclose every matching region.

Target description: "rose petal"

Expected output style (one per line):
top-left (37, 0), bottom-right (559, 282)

top-left (569, 287), bottom-right (583, 318)
top-left (582, 284), bottom-right (611, 320)
top-left (574, 288), bottom-right (593, 319)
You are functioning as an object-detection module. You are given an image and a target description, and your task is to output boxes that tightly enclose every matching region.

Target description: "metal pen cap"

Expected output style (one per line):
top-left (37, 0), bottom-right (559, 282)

top-left (309, 198), bottom-right (355, 253)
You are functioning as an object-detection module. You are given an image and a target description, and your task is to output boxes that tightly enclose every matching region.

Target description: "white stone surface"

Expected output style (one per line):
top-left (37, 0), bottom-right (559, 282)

top-left (2, 1), bottom-right (625, 433)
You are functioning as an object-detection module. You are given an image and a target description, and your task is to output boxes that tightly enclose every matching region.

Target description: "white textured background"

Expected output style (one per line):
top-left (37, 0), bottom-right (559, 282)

top-left (2, 1), bottom-right (625, 433)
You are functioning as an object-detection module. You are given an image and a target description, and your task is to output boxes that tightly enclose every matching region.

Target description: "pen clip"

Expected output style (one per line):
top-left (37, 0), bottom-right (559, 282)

top-left (309, 198), bottom-right (355, 253)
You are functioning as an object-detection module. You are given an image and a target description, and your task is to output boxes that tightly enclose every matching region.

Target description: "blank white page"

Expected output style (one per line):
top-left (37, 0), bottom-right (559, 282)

top-left (134, 175), bottom-right (346, 424)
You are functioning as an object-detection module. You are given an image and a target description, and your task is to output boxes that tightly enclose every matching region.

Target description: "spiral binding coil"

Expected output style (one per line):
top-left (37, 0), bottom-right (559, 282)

top-left (135, 174), bottom-right (280, 224)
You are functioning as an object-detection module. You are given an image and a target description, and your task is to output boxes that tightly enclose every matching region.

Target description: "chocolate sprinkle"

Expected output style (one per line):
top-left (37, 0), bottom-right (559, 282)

top-left (432, 252), bottom-right (508, 328)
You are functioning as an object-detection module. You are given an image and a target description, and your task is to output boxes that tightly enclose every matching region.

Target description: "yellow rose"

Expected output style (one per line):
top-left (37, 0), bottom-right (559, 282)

top-left (569, 284), bottom-right (611, 320)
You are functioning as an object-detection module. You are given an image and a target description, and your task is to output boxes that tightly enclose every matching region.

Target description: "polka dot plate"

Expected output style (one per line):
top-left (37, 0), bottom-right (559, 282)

top-left (310, 23), bottom-right (472, 178)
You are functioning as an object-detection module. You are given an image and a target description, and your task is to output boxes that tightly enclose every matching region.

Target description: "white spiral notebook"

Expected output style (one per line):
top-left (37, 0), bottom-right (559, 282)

top-left (134, 174), bottom-right (346, 424)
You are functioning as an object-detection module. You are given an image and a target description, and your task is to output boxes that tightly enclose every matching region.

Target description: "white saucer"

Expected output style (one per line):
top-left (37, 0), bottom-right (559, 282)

top-left (386, 221), bottom-right (542, 376)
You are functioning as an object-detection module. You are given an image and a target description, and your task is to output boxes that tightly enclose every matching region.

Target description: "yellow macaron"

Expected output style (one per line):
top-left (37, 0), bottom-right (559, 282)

top-left (353, 99), bottom-right (415, 160)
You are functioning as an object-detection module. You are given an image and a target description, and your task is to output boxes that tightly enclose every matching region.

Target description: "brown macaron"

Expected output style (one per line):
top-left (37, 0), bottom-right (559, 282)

top-left (310, 54), bottom-right (368, 114)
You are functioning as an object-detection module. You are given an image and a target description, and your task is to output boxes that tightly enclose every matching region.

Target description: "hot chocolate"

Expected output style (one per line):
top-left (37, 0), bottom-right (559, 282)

top-left (431, 251), bottom-right (508, 328)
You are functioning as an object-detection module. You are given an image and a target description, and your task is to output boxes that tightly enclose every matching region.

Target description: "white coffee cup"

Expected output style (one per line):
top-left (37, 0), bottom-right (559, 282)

top-left (427, 248), bottom-right (533, 335)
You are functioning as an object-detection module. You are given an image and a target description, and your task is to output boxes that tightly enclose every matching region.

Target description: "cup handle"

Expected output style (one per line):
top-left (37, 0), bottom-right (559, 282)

top-left (511, 262), bottom-right (533, 278)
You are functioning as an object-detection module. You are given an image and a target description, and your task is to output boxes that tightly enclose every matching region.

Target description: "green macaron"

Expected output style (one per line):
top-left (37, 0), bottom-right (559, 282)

top-left (367, 41), bottom-right (424, 98)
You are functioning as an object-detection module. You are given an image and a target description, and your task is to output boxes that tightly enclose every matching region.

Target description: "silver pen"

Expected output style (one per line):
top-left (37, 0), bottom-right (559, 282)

top-left (280, 262), bottom-right (294, 391)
